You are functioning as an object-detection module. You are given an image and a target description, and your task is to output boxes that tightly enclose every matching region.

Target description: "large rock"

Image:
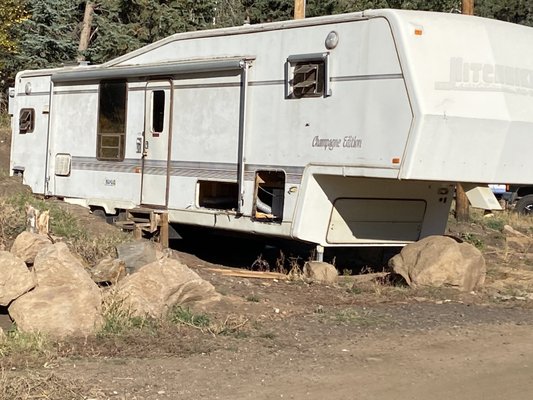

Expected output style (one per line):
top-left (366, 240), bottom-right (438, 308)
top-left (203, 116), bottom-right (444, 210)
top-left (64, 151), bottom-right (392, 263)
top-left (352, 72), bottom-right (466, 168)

top-left (389, 236), bottom-right (486, 292)
top-left (10, 231), bottom-right (53, 264)
top-left (117, 241), bottom-right (159, 274)
top-left (112, 258), bottom-right (221, 318)
top-left (91, 256), bottom-right (126, 284)
top-left (0, 251), bottom-right (36, 306)
top-left (303, 261), bottom-right (338, 284)
top-left (8, 242), bottom-right (102, 338)
top-left (503, 225), bottom-right (533, 254)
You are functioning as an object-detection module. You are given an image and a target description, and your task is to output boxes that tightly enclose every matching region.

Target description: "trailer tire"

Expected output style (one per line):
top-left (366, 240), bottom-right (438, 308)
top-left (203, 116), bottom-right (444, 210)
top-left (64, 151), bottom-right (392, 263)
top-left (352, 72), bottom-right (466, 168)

top-left (515, 195), bottom-right (533, 215)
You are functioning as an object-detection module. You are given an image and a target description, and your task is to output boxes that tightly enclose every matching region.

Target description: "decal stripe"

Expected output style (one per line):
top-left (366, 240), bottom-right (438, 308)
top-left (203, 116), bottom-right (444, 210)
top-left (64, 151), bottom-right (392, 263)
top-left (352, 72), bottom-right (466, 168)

top-left (47, 73), bottom-right (403, 96)
top-left (71, 157), bottom-right (303, 184)
top-left (331, 73), bottom-right (403, 82)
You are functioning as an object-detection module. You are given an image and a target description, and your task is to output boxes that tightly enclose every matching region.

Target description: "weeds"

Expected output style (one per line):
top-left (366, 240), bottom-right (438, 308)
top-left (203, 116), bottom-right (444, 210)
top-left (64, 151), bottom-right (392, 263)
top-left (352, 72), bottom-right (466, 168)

top-left (347, 286), bottom-right (363, 295)
top-left (168, 306), bottom-right (211, 328)
top-left (98, 291), bottom-right (157, 337)
top-left (259, 332), bottom-right (276, 340)
top-left (246, 294), bottom-right (260, 303)
top-left (483, 217), bottom-right (506, 232)
top-left (168, 305), bottom-right (248, 336)
top-left (275, 250), bottom-right (288, 274)
top-left (331, 308), bottom-right (385, 327)
top-left (460, 232), bottom-right (484, 249)
top-left (0, 329), bottom-right (52, 358)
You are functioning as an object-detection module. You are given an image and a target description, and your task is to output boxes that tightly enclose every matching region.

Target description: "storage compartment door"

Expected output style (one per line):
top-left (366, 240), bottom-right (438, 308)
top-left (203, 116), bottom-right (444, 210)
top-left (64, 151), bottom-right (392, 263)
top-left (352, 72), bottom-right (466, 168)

top-left (327, 198), bottom-right (427, 244)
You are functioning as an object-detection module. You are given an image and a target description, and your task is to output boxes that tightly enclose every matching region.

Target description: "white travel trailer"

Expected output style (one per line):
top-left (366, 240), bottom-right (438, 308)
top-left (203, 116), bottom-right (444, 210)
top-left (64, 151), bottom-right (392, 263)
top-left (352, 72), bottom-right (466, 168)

top-left (9, 9), bottom-right (533, 250)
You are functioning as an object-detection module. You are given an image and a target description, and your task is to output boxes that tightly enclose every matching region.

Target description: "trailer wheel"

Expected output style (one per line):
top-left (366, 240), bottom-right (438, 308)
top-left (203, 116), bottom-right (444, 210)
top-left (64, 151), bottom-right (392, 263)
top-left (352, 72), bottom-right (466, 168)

top-left (91, 207), bottom-right (117, 224)
top-left (515, 195), bottom-right (533, 215)
top-left (91, 208), bottom-right (106, 219)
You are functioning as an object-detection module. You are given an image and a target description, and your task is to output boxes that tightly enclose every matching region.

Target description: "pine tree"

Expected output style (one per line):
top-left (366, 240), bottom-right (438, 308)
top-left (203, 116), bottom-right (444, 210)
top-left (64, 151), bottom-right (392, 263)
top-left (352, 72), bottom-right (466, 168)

top-left (14, 0), bottom-right (82, 68)
top-left (0, 0), bottom-right (28, 54)
top-left (87, 0), bottom-right (217, 63)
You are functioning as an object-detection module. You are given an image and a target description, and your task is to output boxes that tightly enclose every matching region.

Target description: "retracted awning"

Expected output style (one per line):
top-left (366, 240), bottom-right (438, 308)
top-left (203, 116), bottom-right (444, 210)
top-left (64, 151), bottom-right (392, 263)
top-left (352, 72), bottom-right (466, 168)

top-left (51, 57), bottom-right (254, 83)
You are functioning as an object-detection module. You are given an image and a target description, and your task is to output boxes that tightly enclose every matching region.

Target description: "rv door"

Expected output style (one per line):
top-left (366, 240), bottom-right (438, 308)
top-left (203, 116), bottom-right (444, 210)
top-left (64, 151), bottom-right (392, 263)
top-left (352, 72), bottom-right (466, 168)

top-left (141, 80), bottom-right (172, 206)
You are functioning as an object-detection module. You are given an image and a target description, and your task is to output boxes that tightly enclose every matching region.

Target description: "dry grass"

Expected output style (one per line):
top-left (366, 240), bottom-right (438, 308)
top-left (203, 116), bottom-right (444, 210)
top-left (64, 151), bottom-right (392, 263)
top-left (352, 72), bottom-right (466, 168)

top-left (0, 330), bottom-right (56, 370)
top-left (0, 113), bottom-right (10, 142)
top-left (0, 193), bottom-right (131, 264)
top-left (168, 305), bottom-right (249, 336)
top-left (471, 208), bottom-right (533, 235)
top-left (0, 199), bottom-right (23, 249)
top-left (0, 369), bottom-right (93, 400)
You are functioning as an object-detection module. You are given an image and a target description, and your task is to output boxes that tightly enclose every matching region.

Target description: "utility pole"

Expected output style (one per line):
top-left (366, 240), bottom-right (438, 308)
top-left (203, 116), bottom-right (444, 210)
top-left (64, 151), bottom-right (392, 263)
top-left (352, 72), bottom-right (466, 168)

top-left (294, 0), bottom-right (305, 20)
top-left (77, 1), bottom-right (95, 62)
top-left (462, 0), bottom-right (474, 16)
top-left (455, 0), bottom-right (474, 222)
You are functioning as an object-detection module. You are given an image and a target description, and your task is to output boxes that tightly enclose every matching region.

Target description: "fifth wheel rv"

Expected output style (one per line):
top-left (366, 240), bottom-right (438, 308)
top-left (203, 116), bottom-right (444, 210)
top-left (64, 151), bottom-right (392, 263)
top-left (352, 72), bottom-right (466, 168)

top-left (9, 9), bottom-right (533, 251)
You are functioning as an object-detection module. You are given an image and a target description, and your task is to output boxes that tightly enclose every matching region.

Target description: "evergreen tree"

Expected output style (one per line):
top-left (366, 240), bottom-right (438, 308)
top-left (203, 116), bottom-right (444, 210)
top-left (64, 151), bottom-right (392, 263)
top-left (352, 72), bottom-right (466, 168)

top-left (87, 0), bottom-right (217, 63)
top-left (242, 0), bottom-right (293, 23)
top-left (14, 0), bottom-right (82, 68)
top-left (476, 0), bottom-right (533, 26)
top-left (0, 0), bottom-right (28, 54)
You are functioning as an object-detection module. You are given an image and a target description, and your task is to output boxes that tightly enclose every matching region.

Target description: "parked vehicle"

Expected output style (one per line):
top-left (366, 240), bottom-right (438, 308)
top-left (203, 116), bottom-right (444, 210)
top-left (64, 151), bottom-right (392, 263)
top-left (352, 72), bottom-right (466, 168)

top-left (9, 9), bottom-right (533, 252)
top-left (493, 185), bottom-right (533, 215)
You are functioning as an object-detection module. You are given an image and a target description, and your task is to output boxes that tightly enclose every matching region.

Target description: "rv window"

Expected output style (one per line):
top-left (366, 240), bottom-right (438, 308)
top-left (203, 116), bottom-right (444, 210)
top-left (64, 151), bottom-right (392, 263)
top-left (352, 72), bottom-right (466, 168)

top-left (286, 53), bottom-right (330, 98)
top-left (198, 181), bottom-right (239, 211)
top-left (151, 90), bottom-right (165, 133)
top-left (97, 80), bottom-right (127, 161)
top-left (19, 108), bottom-right (35, 134)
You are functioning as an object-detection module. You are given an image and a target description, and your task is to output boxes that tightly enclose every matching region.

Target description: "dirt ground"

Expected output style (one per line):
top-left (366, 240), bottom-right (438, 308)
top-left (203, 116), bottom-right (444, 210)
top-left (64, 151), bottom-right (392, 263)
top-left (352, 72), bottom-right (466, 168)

top-left (6, 268), bottom-right (533, 400)
top-left (1, 130), bottom-right (533, 399)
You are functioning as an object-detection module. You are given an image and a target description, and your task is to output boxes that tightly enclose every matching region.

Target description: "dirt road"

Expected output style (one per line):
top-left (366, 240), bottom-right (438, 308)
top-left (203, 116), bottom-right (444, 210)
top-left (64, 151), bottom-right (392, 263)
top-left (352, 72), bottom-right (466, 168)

top-left (42, 302), bottom-right (533, 400)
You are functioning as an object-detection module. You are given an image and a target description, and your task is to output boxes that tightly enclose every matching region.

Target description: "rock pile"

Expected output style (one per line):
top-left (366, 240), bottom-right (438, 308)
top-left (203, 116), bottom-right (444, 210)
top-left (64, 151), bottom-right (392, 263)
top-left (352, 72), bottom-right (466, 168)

top-left (0, 232), bottom-right (222, 338)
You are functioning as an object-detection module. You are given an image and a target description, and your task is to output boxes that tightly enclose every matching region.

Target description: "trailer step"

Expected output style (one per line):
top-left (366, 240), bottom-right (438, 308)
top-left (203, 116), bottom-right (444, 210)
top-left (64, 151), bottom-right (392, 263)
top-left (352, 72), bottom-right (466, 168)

top-left (115, 208), bottom-right (170, 247)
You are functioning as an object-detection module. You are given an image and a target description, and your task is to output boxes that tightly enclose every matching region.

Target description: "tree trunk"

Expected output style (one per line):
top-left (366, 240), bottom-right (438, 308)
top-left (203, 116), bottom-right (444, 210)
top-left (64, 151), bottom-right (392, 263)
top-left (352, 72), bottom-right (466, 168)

top-left (455, 183), bottom-right (470, 222)
top-left (77, 1), bottom-right (95, 62)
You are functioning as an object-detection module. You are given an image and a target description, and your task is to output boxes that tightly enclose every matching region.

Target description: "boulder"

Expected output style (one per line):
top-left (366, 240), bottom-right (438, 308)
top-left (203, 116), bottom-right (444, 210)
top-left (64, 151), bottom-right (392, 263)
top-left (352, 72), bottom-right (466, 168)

top-left (10, 231), bottom-right (53, 264)
top-left (8, 242), bottom-right (102, 338)
top-left (303, 261), bottom-right (338, 284)
top-left (111, 258), bottom-right (221, 318)
top-left (0, 251), bottom-right (36, 306)
top-left (91, 256), bottom-right (126, 284)
top-left (389, 236), bottom-right (486, 292)
top-left (117, 241), bottom-right (159, 274)
top-left (503, 225), bottom-right (532, 253)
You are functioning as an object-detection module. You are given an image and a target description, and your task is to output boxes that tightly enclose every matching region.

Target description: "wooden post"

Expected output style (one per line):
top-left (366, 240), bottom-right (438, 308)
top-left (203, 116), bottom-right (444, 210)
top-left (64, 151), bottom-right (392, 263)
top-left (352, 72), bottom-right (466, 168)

top-left (133, 225), bottom-right (142, 240)
top-left (77, 1), bottom-right (95, 62)
top-left (454, 0), bottom-right (474, 222)
top-left (462, 0), bottom-right (474, 15)
top-left (160, 213), bottom-right (169, 248)
top-left (294, 0), bottom-right (305, 20)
